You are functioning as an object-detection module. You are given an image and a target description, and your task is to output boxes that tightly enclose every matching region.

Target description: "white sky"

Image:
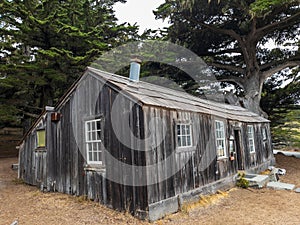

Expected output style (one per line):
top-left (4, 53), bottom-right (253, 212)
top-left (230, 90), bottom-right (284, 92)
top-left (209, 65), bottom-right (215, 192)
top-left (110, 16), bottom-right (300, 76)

top-left (114, 0), bottom-right (169, 33)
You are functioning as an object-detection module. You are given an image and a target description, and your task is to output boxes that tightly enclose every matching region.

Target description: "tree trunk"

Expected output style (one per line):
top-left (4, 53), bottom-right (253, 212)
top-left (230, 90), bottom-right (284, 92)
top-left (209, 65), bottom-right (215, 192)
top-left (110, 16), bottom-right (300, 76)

top-left (240, 72), bottom-right (267, 117)
top-left (224, 71), bottom-right (267, 117)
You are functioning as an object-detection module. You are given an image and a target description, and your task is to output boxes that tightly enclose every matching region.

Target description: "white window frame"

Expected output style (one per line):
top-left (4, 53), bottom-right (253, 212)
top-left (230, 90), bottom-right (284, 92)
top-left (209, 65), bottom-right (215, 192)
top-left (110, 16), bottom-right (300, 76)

top-left (85, 118), bottom-right (103, 165)
top-left (215, 120), bottom-right (227, 159)
top-left (247, 125), bottom-right (256, 153)
top-left (176, 123), bottom-right (193, 149)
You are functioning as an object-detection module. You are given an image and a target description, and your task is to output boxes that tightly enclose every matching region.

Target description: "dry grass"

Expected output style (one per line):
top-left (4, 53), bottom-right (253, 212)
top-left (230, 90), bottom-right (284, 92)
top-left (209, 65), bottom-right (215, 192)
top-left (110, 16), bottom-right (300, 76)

top-left (1, 154), bottom-right (300, 225)
top-left (181, 190), bottom-right (229, 214)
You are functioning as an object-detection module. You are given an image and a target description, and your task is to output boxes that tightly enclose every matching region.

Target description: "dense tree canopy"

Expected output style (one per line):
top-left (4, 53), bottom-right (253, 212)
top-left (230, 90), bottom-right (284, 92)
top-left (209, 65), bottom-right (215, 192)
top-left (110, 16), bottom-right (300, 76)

top-left (261, 69), bottom-right (300, 124)
top-left (155, 0), bottom-right (300, 116)
top-left (0, 0), bottom-right (138, 128)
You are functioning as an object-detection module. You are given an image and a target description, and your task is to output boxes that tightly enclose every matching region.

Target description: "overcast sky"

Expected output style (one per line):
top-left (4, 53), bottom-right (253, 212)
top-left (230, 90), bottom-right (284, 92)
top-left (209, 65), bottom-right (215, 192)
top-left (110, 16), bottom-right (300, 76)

top-left (114, 0), bottom-right (169, 33)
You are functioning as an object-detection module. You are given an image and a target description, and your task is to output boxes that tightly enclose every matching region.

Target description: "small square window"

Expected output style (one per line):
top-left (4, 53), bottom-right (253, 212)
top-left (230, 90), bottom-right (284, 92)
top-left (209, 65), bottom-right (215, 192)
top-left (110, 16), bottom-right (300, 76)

top-left (176, 124), bottom-right (193, 148)
top-left (37, 130), bottom-right (46, 148)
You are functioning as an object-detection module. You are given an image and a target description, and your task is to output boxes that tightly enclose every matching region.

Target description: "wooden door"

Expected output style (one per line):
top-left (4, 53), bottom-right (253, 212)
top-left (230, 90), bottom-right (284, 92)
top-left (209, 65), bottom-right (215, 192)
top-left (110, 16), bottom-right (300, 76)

top-left (234, 130), bottom-right (244, 170)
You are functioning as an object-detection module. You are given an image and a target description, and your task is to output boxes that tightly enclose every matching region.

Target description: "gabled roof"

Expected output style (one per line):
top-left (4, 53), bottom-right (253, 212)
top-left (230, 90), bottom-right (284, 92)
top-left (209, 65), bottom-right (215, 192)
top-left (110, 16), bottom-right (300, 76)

top-left (87, 67), bottom-right (269, 123)
top-left (19, 66), bottom-right (269, 145)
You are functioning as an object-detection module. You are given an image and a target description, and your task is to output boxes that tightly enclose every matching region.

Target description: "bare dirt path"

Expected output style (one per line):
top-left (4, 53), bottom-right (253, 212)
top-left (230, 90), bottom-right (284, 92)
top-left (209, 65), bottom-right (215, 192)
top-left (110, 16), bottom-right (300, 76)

top-left (1, 154), bottom-right (300, 225)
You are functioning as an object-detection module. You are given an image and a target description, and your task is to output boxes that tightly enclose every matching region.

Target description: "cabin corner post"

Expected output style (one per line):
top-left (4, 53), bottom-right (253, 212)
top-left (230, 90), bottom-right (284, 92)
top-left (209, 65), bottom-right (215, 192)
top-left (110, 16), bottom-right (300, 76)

top-left (17, 143), bottom-right (24, 179)
top-left (45, 106), bottom-right (56, 192)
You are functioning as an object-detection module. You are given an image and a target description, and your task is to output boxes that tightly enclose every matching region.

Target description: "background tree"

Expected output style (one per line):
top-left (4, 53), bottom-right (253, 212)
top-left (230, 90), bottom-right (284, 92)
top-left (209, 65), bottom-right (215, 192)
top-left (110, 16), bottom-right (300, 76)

top-left (261, 68), bottom-right (300, 124)
top-left (155, 0), bottom-right (300, 116)
top-left (260, 69), bottom-right (300, 149)
top-left (0, 0), bottom-right (138, 128)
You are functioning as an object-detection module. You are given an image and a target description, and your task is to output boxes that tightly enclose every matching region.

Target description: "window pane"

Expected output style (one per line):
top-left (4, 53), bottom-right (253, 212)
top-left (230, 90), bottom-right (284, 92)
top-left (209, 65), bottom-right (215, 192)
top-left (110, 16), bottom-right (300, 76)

top-left (182, 125), bottom-right (186, 135)
top-left (177, 125), bottom-right (181, 135)
top-left (178, 136), bottom-right (182, 147)
top-left (186, 125), bottom-right (190, 135)
top-left (97, 142), bottom-right (101, 150)
top-left (186, 136), bottom-right (191, 146)
top-left (37, 130), bottom-right (46, 147)
top-left (182, 137), bottom-right (186, 146)
top-left (89, 152), bottom-right (93, 161)
top-left (96, 120), bottom-right (101, 130)
top-left (97, 131), bottom-right (101, 140)
top-left (94, 143), bottom-right (98, 150)
top-left (220, 130), bottom-right (224, 138)
top-left (220, 123), bottom-right (223, 130)
top-left (94, 152), bottom-right (98, 161)
top-left (91, 132), bottom-right (96, 140)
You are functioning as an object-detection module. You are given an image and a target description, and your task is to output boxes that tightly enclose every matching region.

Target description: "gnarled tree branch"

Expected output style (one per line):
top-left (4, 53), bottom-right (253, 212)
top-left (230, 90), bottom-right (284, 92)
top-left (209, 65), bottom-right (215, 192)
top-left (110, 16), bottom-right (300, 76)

top-left (260, 55), bottom-right (300, 71)
top-left (262, 61), bottom-right (300, 79)
top-left (256, 11), bottom-right (300, 38)
top-left (206, 61), bottom-right (244, 74)
top-left (217, 76), bottom-right (245, 89)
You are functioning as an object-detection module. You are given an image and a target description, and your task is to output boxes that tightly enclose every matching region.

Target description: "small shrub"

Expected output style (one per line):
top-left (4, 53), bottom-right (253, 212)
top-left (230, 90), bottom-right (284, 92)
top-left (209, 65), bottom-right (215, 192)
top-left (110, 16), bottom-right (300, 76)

top-left (236, 172), bottom-right (249, 189)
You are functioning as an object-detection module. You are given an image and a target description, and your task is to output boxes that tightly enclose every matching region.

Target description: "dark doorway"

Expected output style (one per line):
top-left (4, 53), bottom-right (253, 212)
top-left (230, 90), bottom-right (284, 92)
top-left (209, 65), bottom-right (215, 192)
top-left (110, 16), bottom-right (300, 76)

top-left (234, 130), bottom-right (244, 170)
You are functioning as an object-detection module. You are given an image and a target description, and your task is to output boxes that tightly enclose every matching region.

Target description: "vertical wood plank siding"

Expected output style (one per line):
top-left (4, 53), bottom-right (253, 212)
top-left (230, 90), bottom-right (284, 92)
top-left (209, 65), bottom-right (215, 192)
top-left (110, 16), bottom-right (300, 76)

top-left (19, 72), bottom-right (274, 219)
top-left (144, 107), bottom-right (274, 205)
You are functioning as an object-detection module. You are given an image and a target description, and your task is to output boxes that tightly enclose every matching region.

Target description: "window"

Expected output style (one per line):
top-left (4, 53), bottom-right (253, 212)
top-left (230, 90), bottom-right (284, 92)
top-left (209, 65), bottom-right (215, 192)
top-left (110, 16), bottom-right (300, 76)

top-left (247, 125), bottom-right (255, 153)
top-left (37, 130), bottom-right (46, 148)
top-left (177, 124), bottom-right (192, 148)
top-left (262, 127), bottom-right (267, 141)
top-left (215, 120), bottom-right (226, 158)
top-left (85, 119), bottom-right (103, 164)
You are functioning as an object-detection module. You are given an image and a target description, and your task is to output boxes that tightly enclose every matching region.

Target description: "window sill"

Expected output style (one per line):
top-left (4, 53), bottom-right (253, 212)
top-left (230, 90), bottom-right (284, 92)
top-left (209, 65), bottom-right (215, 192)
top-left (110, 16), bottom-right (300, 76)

top-left (34, 147), bottom-right (47, 152)
top-left (84, 164), bottom-right (106, 172)
top-left (217, 156), bottom-right (228, 161)
top-left (176, 146), bottom-right (196, 153)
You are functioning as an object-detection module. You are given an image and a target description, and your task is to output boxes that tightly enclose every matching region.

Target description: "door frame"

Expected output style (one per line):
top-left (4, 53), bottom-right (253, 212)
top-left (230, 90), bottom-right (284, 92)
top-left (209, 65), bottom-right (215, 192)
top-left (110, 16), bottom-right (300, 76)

top-left (234, 128), bottom-right (244, 170)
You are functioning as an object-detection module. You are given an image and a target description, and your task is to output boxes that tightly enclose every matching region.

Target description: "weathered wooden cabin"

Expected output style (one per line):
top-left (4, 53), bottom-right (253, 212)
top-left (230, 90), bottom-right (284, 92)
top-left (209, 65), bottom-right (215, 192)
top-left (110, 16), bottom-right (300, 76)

top-left (18, 65), bottom-right (275, 221)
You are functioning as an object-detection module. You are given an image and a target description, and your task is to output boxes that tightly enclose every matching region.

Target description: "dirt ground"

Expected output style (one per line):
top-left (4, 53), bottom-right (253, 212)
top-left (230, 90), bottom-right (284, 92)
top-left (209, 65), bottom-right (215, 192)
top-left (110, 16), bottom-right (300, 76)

top-left (1, 154), bottom-right (300, 225)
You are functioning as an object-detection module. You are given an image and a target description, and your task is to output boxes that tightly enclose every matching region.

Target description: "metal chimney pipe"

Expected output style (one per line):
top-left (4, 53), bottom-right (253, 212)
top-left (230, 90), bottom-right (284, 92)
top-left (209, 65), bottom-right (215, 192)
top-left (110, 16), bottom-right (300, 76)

top-left (129, 57), bottom-right (142, 82)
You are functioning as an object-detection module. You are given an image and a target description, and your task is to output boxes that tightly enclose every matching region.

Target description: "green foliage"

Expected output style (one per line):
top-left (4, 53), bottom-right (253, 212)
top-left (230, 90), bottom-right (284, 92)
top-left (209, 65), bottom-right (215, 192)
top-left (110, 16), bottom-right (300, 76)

top-left (271, 109), bottom-right (300, 150)
top-left (0, 0), bottom-right (138, 127)
top-left (261, 69), bottom-right (300, 123)
top-left (0, 104), bottom-right (20, 127)
top-left (249, 0), bottom-right (297, 17)
top-left (236, 172), bottom-right (249, 189)
top-left (155, 0), bottom-right (300, 115)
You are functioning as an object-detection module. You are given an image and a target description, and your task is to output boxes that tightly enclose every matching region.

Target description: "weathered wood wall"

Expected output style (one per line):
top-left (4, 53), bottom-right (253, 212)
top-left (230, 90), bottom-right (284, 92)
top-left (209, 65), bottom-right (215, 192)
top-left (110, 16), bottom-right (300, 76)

top-left (43, 73), bottom-right (147, 215)
top-left (19, 71), bottom-right (274, 219)
top-left (144, 106), bottom-right (274, 205)
top-left (19, 117), bottom-right (47, 187)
